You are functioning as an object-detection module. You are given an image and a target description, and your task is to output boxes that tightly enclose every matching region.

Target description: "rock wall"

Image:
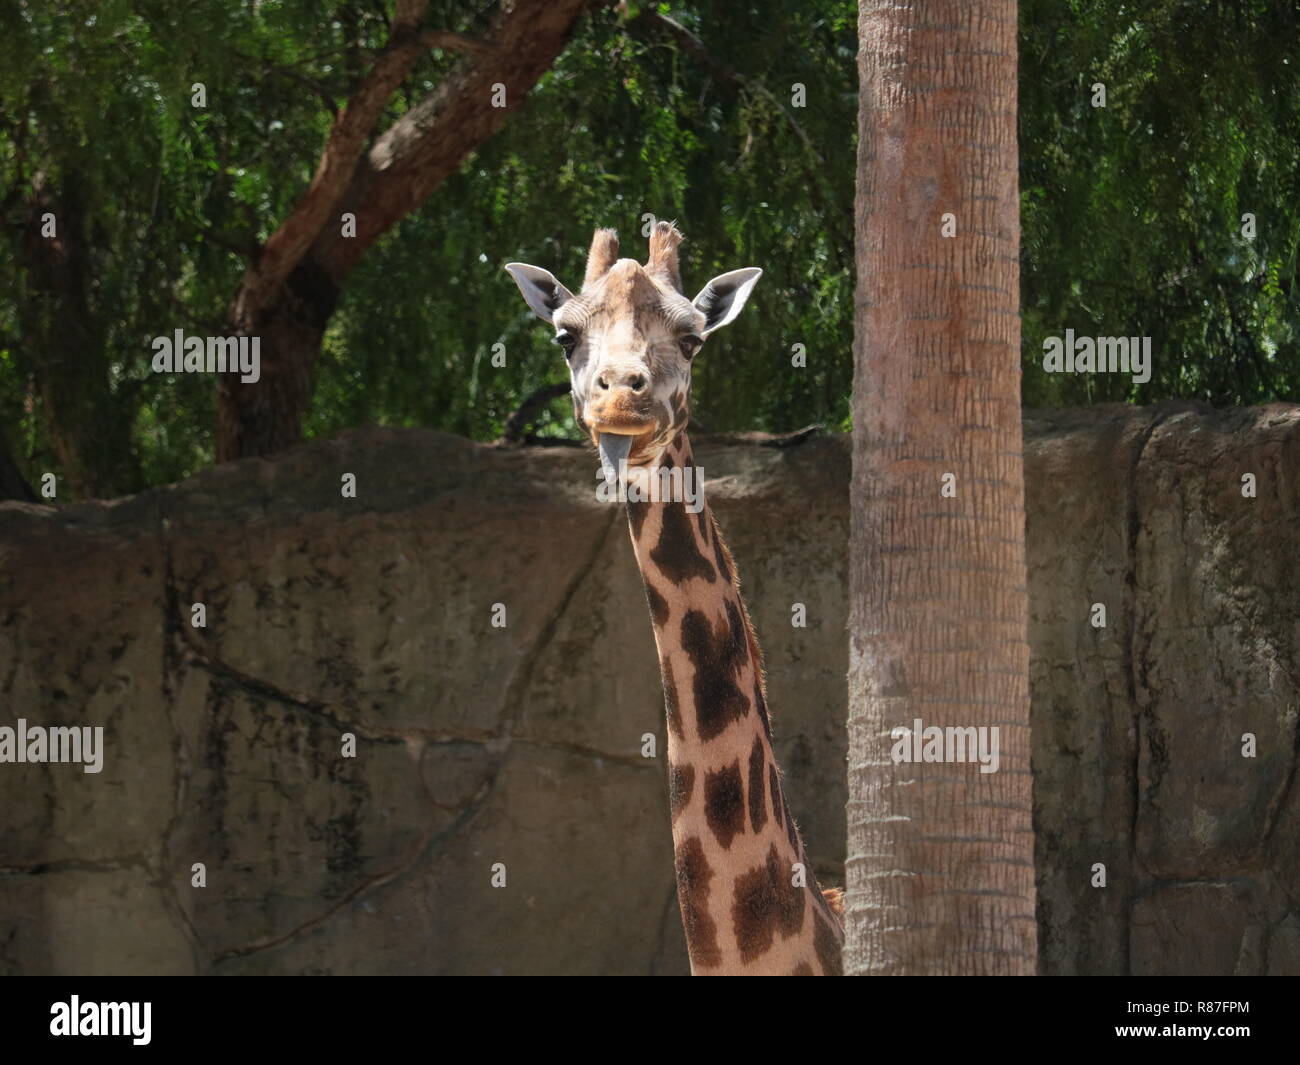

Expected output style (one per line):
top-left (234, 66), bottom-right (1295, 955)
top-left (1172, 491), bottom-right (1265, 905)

top-left (0, 400), bottom-right (1296, 975)
top-left (1026, 403), bottom-right (1300, 975)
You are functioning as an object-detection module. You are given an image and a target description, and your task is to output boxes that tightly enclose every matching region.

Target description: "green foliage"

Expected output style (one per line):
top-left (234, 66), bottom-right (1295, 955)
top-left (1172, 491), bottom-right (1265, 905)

top-left (1020, 0), bottom-right (1300, 404)
top-left (0, 0), bottom-right (399, 485)
top-left (309, 1), bottom-right (857, 445)
top-left (0, 0), bottom-right (1296, 497)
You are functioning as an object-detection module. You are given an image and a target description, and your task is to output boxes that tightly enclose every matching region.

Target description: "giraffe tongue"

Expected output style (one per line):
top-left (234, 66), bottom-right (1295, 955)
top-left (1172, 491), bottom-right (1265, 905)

top-left (597, 432), bottom-right (633, 484)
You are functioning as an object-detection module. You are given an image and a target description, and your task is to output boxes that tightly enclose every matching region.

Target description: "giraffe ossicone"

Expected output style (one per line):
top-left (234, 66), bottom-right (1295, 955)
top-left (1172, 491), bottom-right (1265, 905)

top-left (506, 222), bottom-right (844, 975)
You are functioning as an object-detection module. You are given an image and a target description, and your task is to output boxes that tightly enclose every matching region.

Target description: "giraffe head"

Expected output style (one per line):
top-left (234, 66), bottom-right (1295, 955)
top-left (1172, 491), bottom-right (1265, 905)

top-left (506, 222), bottom-right (761, 478)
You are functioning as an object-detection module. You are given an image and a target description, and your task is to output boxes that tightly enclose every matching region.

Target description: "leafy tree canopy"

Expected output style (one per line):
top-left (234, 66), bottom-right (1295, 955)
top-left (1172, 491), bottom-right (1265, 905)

top-left (0, 0), bottom-right (1295, 496)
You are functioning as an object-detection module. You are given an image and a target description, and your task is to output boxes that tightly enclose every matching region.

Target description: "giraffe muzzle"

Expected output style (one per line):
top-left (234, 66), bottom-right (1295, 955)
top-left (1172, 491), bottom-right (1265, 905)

top-left (587, 388), bottom-right (654, 426)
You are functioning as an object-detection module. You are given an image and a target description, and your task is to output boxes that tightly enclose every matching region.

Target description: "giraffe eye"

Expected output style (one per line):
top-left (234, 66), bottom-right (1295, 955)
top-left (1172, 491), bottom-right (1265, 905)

top-left (553, 330), bottom-right (579, 357)
top-left (679, 334), bottom-right (703, 359)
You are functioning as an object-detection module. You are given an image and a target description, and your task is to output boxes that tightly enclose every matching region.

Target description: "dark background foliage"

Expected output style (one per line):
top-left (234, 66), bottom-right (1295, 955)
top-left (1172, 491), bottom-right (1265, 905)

top-left (1, 0), bottom-right (1296, 498)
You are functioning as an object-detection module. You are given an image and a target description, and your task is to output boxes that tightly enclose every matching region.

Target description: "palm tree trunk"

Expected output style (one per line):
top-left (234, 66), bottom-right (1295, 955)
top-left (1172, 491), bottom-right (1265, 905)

top-left (846, 0), bottom-right (1036, 975)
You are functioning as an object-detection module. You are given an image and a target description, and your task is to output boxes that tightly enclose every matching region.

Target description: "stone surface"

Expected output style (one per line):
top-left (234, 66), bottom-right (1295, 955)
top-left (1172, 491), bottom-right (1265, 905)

top-left (0, 401), bottom-right (1296, 974)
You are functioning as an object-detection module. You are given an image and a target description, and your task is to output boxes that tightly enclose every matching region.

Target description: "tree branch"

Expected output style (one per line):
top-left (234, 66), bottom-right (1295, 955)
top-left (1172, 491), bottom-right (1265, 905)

top-left (234, 0), bottom-right (488, 315)
top-left (392, 0), bottom-right (426, 30)
top-left (315, 0), bottom-right (590, 281)
top-left (417, 30), bottom-right (490, 54)
top-left (627, 10), bottom-right (746, 92)
top-left (759, 423), bottom-right (824, 448)
top-left (499, 381), bottom-right (570, 443)
top-left (249, 25), bottom-right (433, 286)
top-left (218, 0), bottom-right (588, 461)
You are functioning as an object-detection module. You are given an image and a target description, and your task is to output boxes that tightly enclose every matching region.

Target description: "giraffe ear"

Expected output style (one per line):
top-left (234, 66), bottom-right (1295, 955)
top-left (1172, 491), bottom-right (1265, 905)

top-left (504, 263), bottom-right (574, 324)
top-left (692, 268), bottom-right (762, 336)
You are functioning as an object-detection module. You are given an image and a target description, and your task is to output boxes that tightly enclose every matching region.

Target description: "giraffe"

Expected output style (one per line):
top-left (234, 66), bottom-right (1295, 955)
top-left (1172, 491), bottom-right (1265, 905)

top-left (506, 222), bottom-right (844, 975)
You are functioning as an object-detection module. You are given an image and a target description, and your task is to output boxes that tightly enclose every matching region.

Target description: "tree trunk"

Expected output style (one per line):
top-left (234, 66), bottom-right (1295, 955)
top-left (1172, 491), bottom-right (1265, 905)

top-left (846, 0), bottom-right (1036, 974)
top-left (0, 431), bottom-right (36, 502)
top-left (218, 259), bottom-right (338, 462)
top-left (18, 173), bottom-right (140, 498)
top-left (217, 0), bottom-right (589, 462)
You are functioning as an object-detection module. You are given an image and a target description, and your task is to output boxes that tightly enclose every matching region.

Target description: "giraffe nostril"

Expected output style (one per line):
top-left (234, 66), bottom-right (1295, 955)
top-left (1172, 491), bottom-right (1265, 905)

top-left (597, 375), bottom-right (610, 391)
top-left (629, 375), bottom-right (647, 392)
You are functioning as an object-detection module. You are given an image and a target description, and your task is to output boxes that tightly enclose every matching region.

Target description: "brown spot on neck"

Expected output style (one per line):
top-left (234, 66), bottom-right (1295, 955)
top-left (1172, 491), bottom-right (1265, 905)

top-left (731, 843), bottom-right (807, 963)
top-left (674, 836), bottom-right (721, 970)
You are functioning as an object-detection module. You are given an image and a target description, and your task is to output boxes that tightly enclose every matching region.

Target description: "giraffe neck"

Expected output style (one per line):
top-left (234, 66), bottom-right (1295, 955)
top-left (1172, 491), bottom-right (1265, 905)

top-left (622, 431), bottom-right (843, 975)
